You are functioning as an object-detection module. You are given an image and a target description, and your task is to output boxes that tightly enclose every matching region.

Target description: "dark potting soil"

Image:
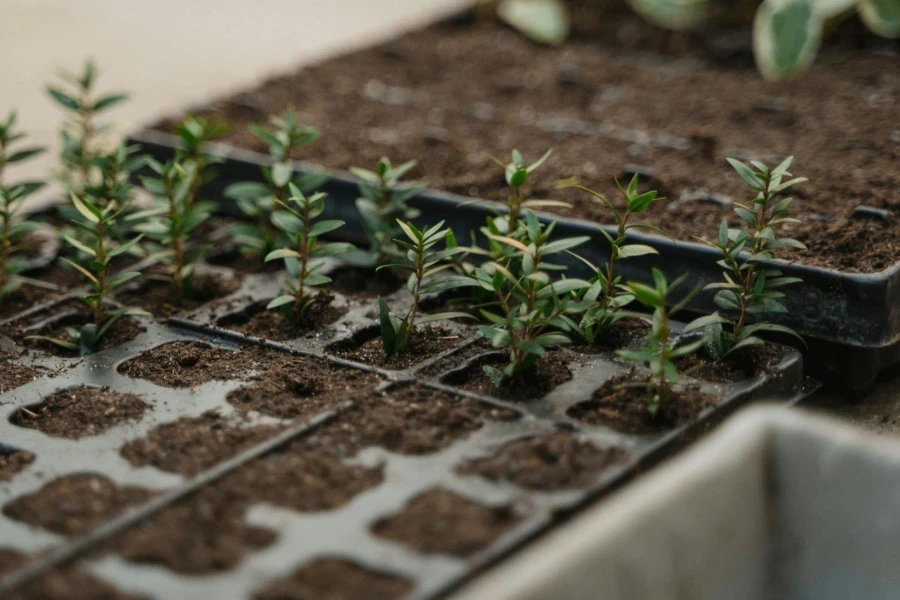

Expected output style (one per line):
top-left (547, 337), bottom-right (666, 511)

top-left (446, 349), bottom-right (577, 401)
top-left (329, 326), bottom-right (463, 370)
top-left (0, 351), bottom-right (37, 395)
top-left (117, 341), bottom-right (252, 388)
top-left (174, 9), bottom-right (900, 274)
top-left (457, 430), bottom-right (625, 491)
top-left (216, 292), bottom-right (346, 341)
top-left (226, 354), bottom-right (380, 420)
top-left (252, 558), bottom-right (414, 600)
top-left (116, 272), bottom-right (241, 319)
top-left (109, 488), bottom-right (276, 575)
top-left (298, 384), bottom-right (519, 458)
top-left (2, 474), bottom-right (154, 537)
top-left (0, 263), bottom-right (84, 323)
top-left (677, 343), bottom-right (786, 383)
top-left (327, 267), bottom-right (404, 299)
top-left (17, 312), bottom-right (145, 358)
top-left (0, 548), bottom-right (146, 600)
top-left (9, 386), bottom-right (148, 439)
top-left (567, 371), bottom-right (717, 435)
top-left (570, 317), bottom-right (652, 354)
top-left (119, 411), bottom-right (280, 477)
top-left (0, 450), bottom-right (34, 482)
top-left (371, 488), bottom-right (520, 557)
top-left (418, 337), bottom-right (493, 379)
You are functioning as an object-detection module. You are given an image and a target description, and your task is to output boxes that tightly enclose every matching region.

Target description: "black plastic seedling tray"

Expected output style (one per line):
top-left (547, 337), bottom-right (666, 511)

top-left (0, 251), bottom-right (813, 599)
top-left (127, 130), bottom-right (898, 394)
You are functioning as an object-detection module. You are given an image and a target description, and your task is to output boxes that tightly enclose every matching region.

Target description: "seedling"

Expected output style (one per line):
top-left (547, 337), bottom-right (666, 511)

top-left (27, 145), bottom-right (147, 355)
top-left (618, 270), bottom-right (703, 416)
top-left (224, 109), bottom-right (327, 259)
top-left (265, 184), bottom-right (354, 323)
top-left (47, 60), bottom-right (128, 197)
top-left (133, 157), bottom-right (213, 300)
top-left (349, 157), bottom-right (422, 266)
top-left (484, 149), bottom-right (564, 237)
top-left (567, 174), bottom-right (665, 343)
top-left (174, 115), bottom-right (229, 209)
top-left (474, 211), bottom-right (591, 386)
top-left (377, 220), bottom-right (477, 355)
top-left (686, 157), bottom-right (806, 357)
top-left (0, 113), bottom-right (45, 302)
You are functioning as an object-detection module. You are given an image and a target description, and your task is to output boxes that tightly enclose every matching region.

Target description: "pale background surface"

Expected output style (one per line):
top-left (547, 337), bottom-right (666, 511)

top-left (0, 0), bottom-right (894, 426)
top-left (0, 0), bottom-right (468, 204)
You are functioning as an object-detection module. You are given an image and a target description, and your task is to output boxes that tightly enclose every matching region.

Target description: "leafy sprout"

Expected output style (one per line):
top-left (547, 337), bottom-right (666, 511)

top-left (566, 174), bottom-right (665, 344)
top-left (685, 157), bottom-right (807, 357)
top-left (133, 157), bottom-right (213, 300)
top-left (474, 211), bottom-right (591, 387)
top-left (265, 184), bottom-right (353, 324)
top-left (174, 115), bottom-right (229, 211)
top-left (27, 145), bottom-right (147, 355)
top-left (0, 113), bottom-right (45, 302)
top-left (47, 60), bottom-right (129, 197)
top-left (484, 149), bottom-right (565, 236)
top-left (618, 270), bottom-right (703, 416)
top-left (224, 109), bottom-right (328, 260)
top-left (348, 157), bottom-right (422, 267)
top-left (377, 220), bottom-right (477, 355)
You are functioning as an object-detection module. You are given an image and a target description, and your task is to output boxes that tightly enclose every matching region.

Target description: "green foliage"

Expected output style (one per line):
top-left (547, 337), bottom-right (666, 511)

top-left (133, 157), bottom-right (213, 300)
top-left (224, 109), bottom-right (328, 259)
top-left (618, 270), bottom-right (703, 416)
top-left (497, 0), bottom-right (570, 45)
top-left (349, 157), bottom-right (422, 267)
top-left (27, 145), bottom-right (147, 355)
top-left (47, 60), bottom-right (129, 197)
top-left (484, 148), bottom-right (561, 238)
top-left (174, 115), bottom-right (229, 208)
top-left (474, 211), bottom-right (591, 387)
top-left (568, 174), bottom-right (665, 344)
top-left (686, 157), bottom-right (807, 357)
top-left (377, 220), bottom-right (477, 355)
top-left (265, 184), bottom-right (353, 323)
top-left (0, 113), bottom-right (45, 302)
top-left (626, 0), bottom-right (710, 30)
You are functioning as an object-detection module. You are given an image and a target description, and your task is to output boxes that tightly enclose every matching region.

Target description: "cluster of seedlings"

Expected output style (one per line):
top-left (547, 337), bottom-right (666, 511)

top-left (0, 60), bottom-right (810, 421)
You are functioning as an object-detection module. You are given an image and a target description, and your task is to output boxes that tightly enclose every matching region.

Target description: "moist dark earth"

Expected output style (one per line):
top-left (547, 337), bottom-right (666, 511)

top-left (156, 5), bottom-right (900, 274)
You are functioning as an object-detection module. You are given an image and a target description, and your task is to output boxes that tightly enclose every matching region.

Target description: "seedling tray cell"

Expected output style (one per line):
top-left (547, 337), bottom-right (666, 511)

top-left (0, 252), bottom-right (814, 599)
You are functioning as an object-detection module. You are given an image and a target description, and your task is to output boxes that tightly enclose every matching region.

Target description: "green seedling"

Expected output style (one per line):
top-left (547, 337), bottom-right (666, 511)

top-left (224, 109), bottom-right (327, 259)
top-left (174, 115), bottom-right (229, 210)
top-left (0, 113), bottom-right (45, 302)
top-left (567, 174), bottom-right (665, 344)
top-left (685, 157), bottom-right (807, 357)
top-left (265, 184), bottom-right (353, 323)
top-left (377, 220), bottom-right (477, 355)
top-left (349, 157), bottom-right (422, 266)
top-left (474, 211), bottom-right (591, 387)
top-left (618, 270), bottom-right (704, 416)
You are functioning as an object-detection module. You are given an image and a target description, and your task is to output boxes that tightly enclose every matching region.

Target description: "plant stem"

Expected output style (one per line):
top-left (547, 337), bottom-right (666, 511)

top-left (294, 202), bottom-right (312, 324)
top-left (405, 237), bottom-right (426, 347)
top-left (165, 174), bottom-right (185, 299)
top-left (94, 218), bottom-right (107, 327)
top-left (733, 180), bottom-right (772, 342)
top-left (508, 186), bottom-right (522, 234)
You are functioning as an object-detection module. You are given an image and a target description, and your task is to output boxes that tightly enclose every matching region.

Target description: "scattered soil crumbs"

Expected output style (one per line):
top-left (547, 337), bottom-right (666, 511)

top-left (330, 326), bottom-right (462, 370)
top-left (299, 385), bottom-right (519, 458)
top-left (226, 354), bottom-right (379, 420)
top-left (568, 371), bottom-right (718, 435)
top-left (110, 488), bottom-right (276, 575)
top-left (186, 9), bottom-right (900, 273)
top-left (0, 351), bottom-right (37, 395)
top-left (571, 318), bottom-right (651, 354)
top-left (3, 474), bottom-right (154, 537)
top-left (677, 343), bottom-right (785, 383)
top-left (372, 488), bottom-right (520, 557)
top-left (118, 341), bottom-right (251, 388)
top-left (457, 430), bottom-right (625, 491)
top-left (0, 548), bottom-right (146, 600)
top-left (253, 558), bottom-right (413, 600)
top-left (328, 267), bottom-right (403, 299)
top-left (446, 350), bottom-right (577, 401)
top-left (0, 449), bottom-right (34, 482)
top-left (216, 292), bottom-right (345, 341)
top-left (10, 386), bottom-right (148, 439)
top-left (117, 272), bottom-right (241, 319)
top-left (20, 313), bottom-right (144, 357)
top-left (120, 412), bottom-right (280, 477)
